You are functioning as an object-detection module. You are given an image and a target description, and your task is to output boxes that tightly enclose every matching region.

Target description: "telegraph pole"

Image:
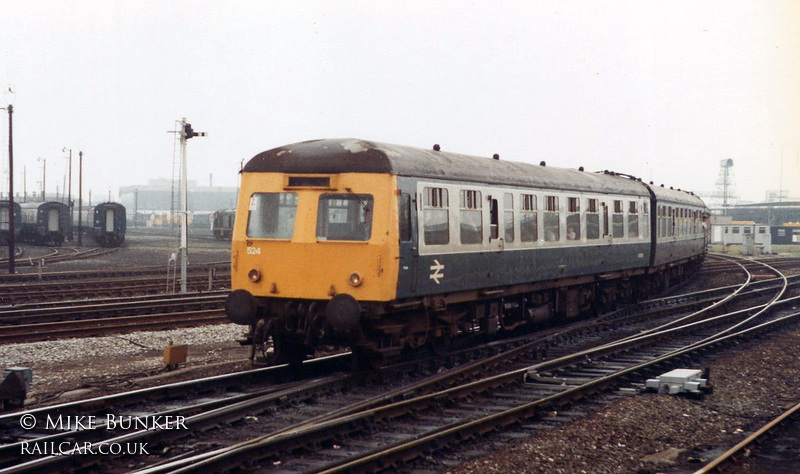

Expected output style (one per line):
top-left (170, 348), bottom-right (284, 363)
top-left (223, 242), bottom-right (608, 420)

top-left (5, 103), bottom-right (14, 274)
top-left (176, 118), bottom-right (205, 293)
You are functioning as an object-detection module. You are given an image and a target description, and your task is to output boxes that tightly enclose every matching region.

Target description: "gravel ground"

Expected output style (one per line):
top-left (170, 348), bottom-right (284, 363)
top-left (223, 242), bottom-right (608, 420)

top-left (4, 241), bottom-right (800, 472)
top-left (0, 324), bottom-right (252, 405)
top-left (447, 326), bottom-right (800, 474)
top-left (1, 232), bottom-right (245, 405)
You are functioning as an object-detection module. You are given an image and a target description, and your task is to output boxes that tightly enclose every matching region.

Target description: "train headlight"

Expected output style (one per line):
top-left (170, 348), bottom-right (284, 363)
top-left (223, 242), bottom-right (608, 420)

top-left (248, 268), bottom-right (262, 283)
top-left (348, 273), bottom-right (362, 287)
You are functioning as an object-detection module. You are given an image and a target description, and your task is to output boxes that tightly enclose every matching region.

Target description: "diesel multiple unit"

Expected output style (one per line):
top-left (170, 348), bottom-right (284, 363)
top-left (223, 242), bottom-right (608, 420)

top-left (225, 139), bottom-right (708, 366)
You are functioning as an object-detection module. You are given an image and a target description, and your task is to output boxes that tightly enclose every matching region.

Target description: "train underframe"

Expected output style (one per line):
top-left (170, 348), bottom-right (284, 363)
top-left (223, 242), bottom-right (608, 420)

top-left (244, 256), bottom-right (704, 368)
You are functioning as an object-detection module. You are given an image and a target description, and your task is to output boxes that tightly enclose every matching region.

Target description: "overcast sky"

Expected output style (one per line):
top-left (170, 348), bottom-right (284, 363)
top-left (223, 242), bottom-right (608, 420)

top-left (1, 1), bottom-right (798, 205)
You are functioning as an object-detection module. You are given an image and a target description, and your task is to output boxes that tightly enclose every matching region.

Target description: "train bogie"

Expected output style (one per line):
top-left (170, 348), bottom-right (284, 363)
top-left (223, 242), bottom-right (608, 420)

top-left (226, 139), bottom-right (708, 367)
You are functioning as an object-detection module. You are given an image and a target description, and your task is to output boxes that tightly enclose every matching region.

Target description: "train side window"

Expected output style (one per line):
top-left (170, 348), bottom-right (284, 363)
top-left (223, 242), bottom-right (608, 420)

top-left (612, 200), bottom-right (624, 238)
top-left (671, 208), bottom-right (676, 236)
top-left (423, 187), bottom-right (449, 245)
top-left (520, 194), bottom-right (538, 242)
top-left (504, 193), bottom-right (515, 243)
top-left (544, 196), bottom-right (559, 242)
top-left (566, 197), bottom-right (580, 240)
top-left (459, 189), bottom-right (483, 244)
top-left (627, 201), bottom-right (638, 238)
top-left (641, 202), bottom-right (649, 238)
top-left (316, 193), bottom-right (374, 241)
top-left (586, 198), bottom-right (599, 239)
top-left (246, 192), bottom-right (298, 239)
top-left (398, 193), bottom-right (411, 242)
top-left (732, 226), bottom-right (740, 234)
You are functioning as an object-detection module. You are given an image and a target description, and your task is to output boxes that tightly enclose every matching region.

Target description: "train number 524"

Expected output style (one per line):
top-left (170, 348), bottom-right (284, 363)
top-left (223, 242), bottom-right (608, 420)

top-left (246, 247), bottom-right (261, 255)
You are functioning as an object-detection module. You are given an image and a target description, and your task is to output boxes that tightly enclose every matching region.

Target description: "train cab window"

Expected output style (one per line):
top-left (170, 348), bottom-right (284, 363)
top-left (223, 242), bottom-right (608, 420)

top-left (0, 208), bottom-right (8, 230)
top-left (544, 196), bottom-right (559, 242)
top-left (504, 193), bottom-right (515, 243)
top-left (246, 192), bottom-right (298, 239)
top-left (612, 200), bottom-right (624, 238)
top-left (627, 201), bottom-right (639, 238)
top-left (423, 187), bottom-right (449, 245)
top-left (459, 189), bottom-right (483, 244)
top-left (398, 193), bottom-right (412, 242)
top-left (520, 194), bottom-right (538, 242)
top-left (566, 197), bottom-right (580, 240)
top-left (586, 198), bottom-right (599, 240)
top-left (317, 193), bottom-right (374, 241)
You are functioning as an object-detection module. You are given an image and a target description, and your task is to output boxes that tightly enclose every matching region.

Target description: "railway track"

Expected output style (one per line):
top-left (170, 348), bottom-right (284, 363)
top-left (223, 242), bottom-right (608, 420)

top-left (0, 261), bottom-right (229, 284)
top-left (0, 246), bottom-right (117, 267)
top-left (697, 397), bottom-right (800, 473)
top-left (1, 255), bottom-right (797, 472)
top-left (0, 266), bottom-right (230, 305)
top-left (0, 292), bottom-right (229, 344)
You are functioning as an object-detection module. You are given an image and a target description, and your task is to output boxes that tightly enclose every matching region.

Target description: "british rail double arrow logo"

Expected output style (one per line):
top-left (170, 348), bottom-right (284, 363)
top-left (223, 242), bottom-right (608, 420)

top-left (429, 260), bottom-right (444, 284)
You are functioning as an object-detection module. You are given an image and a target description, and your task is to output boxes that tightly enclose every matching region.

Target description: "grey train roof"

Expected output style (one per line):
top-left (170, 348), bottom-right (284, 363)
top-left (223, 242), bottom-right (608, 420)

top-left (244, 138), bottom-right (703, 204)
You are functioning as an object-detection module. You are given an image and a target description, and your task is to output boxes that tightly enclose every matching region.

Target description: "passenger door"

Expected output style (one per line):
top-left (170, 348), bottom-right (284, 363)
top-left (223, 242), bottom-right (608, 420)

top-left (488, 196), bottom-right (504, 251)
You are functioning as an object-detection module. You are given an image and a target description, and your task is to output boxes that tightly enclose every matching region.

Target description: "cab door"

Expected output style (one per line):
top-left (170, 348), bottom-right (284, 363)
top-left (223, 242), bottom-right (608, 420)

top-left (396, 192), bottom-right (418, 297)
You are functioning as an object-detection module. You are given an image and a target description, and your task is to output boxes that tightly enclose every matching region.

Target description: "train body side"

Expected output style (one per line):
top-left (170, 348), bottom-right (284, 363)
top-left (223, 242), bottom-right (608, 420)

top-left (394, 175), bottom-right (653, 300)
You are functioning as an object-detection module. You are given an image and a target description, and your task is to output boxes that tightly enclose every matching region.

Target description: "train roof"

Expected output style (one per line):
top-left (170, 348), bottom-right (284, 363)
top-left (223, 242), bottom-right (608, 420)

top-left (18, 201), bottom-right (70, 210)
top-left (247, 139), bottom-right (666, 196)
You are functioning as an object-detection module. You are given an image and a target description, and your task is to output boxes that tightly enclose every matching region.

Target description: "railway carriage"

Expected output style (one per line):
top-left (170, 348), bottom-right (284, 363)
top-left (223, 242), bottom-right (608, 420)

top-left (73, 202), bottom-right (127, 247)
top-left (226, 139), bottom-right (708, 366)
top-left (212, 209), bottom-right (236, 240)
top-left (19, 201), bottom-right (72, 246)
top-left (0, 201), bottom-right (22, 245)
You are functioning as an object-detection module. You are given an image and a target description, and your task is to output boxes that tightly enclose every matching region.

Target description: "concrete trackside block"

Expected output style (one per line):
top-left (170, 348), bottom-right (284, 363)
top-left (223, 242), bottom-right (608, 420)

top-left (645, 369), bottom-right (711, 396)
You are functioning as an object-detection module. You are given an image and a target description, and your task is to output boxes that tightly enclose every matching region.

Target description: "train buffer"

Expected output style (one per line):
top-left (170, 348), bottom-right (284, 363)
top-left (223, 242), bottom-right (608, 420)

top-left (644, 368), bottom-right (712, 397)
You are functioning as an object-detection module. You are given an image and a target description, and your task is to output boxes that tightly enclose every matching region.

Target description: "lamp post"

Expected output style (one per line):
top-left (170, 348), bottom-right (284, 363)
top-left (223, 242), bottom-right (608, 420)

top-left (78, 151), bottom-right (83, 246)
top-left (37, 157), bottom-right (46, 201)
top-left (3, 86), bottom-right (14, 274)
top-left (62, 148), bottom-right (72, 238)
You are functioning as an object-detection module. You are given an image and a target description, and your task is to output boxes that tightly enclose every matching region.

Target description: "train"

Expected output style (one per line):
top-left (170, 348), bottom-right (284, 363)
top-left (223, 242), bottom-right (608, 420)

top-left (19, 201), bottom-right (72, 246)
top-left (211, 209), bottom-right (235, 240)
top-left (73, 202), bottom-right (127, 247)
top-left (225, 139), bottom-right (708, 367)
top-left (0, 201), bottom-right (22, 245)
